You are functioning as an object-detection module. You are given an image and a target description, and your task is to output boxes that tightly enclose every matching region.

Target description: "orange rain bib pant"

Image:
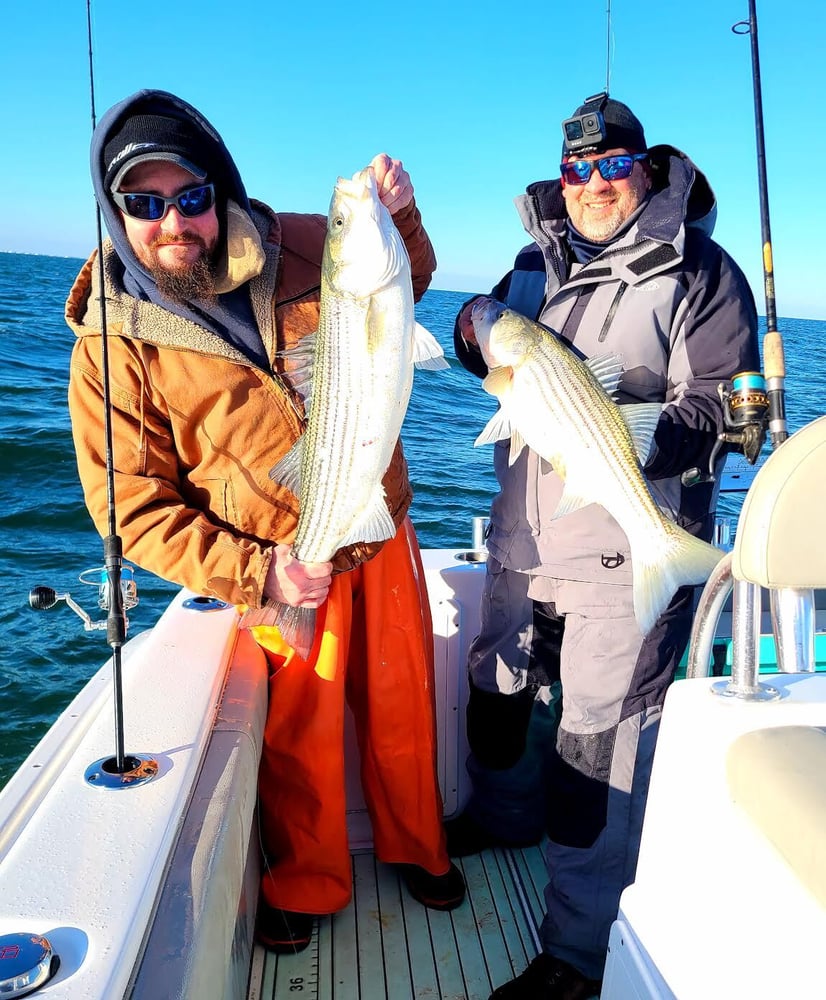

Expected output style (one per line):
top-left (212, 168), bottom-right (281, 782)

top-left (253, 518), bottom-right (450, 915)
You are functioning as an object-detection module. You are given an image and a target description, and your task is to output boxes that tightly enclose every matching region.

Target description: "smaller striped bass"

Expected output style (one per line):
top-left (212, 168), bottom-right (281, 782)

top-left (471, 299), bottom-right (724, 636)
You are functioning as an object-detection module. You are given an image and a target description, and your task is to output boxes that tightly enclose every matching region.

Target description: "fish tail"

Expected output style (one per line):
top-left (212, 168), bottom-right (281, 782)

top-left (239, 601), bottom-right (318, 662)
top-left (633, 524), bottom-right (725, 636)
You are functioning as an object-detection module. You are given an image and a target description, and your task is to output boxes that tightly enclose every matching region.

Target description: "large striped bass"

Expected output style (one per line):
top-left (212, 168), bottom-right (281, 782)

top-left (470, 299), bottom-right (724, 636)
top-left (243, 167), bottom-right (447, 658)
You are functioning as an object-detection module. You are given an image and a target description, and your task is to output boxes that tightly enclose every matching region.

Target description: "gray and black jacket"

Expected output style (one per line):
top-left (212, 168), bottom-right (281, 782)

top-left (455, 145), bottom-right (760, 586)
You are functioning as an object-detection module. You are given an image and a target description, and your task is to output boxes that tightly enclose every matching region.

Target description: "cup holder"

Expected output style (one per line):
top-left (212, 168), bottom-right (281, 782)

top-left (454, 550), bottom-right (488, 564)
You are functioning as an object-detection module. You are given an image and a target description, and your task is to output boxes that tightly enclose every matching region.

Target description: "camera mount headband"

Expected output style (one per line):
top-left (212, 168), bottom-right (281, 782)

top-left (581, 92), bottom-right (610, 112)
top-left (561, 92), bottom-right (647, 157)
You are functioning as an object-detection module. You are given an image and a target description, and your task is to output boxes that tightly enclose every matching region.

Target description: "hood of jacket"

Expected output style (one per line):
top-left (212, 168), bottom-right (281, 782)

top-left (517, 144), bottom-right (718, 249)
top-left (90, 90), bottom-right (265, 315)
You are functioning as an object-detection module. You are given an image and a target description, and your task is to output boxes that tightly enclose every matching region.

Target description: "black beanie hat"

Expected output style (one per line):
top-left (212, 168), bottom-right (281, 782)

top-left (103, 111), bottom-right (225, 192)
top-left (562, 96), bottom-right (647, 157)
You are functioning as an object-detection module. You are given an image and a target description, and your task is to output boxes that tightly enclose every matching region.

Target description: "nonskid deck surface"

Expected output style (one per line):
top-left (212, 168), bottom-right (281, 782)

top-left (251, 846), bottom-right (546, 1000)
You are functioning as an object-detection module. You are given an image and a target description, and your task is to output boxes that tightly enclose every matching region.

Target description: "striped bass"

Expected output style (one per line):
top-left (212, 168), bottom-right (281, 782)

top-left (244, 167), bottom-right (447, 657)
top-left (470, 299), bottom-right (724, 636)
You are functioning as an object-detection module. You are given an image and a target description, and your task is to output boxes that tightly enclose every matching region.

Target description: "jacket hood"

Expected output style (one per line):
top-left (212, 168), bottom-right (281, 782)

top-left (90, 89), bottom-right (264, 306)
top-left (646, 143), bottom-right (717, 238)
top-left (520, 144), bottom-right (718, 244)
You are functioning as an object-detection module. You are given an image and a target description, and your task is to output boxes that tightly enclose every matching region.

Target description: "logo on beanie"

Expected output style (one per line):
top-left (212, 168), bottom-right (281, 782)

top-left (103, 111), bottom-right (219, 194)
top-left (107, 141), bottom-right (158, 173)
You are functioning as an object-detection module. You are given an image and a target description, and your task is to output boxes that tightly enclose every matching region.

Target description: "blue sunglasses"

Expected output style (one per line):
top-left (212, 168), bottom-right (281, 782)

top-left (561, 154), bottom-right (648, 185)
top-left (112, 183), bottom-right (216, 221)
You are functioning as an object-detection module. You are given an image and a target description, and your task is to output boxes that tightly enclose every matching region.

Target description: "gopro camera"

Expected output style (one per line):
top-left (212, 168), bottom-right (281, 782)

top-left (562, 92), bottom-right (608, 153)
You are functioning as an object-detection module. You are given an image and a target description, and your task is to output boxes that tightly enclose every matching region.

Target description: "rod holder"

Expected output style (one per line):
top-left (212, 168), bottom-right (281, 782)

top-left (85, 754), bottom-right (158, 789)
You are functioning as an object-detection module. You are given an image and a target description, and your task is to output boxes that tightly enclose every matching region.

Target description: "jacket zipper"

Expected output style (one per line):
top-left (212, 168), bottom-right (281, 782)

top-left (597, 281), bottom-right (628, 342)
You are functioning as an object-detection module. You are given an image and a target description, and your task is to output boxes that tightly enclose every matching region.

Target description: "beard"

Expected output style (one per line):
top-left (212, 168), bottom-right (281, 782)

top-left (573, 202), bottom-right (629, 241)
top-left (564, 172), bottom-right (650, 242)
top-left (144, 234), bottom-right (219, 304)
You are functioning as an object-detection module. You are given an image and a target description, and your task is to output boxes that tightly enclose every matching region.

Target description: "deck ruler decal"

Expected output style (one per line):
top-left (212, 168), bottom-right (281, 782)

top-left (271, 929), bottom-right (322, 999)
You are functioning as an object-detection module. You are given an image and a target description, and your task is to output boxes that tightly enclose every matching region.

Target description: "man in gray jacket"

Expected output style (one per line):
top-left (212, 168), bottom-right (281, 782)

top-left (451, 95), bottom-right (761, 999)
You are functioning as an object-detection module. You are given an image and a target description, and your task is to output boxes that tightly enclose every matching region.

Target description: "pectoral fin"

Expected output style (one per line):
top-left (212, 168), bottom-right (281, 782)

top-left (482, 366), bottom-right (514, 398)
top-left (413, 322), bottom-right (450, 370)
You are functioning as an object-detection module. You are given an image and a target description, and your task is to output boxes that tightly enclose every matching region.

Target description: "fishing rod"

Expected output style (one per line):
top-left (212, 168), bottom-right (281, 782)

top-left (85, 0), bottom-right (129, 776)
top-left (684, 0), bottom-right (785, 483)
top-left (733, 0), bottom-right (788, 449)
top-left (30, 1), bottom-right (157, 787)
top-left (604, 0), bottom-right (612, 94)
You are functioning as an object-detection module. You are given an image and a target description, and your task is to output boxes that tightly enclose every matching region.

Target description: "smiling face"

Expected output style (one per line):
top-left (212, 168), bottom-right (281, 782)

top-left (561, 147), bottom-right (651, 242)
top-left (116, 160), bottom-right (220, 301)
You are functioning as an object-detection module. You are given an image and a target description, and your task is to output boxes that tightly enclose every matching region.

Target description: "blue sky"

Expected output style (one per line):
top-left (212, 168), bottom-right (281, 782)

top-left (2, 1), bottom-right (824, 319)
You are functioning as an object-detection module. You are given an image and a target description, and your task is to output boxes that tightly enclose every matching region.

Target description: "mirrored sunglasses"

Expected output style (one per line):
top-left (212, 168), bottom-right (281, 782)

top-left (560, 154), bottom-right (648, 186)
top-left (112, 183), bottom-right (216, 221)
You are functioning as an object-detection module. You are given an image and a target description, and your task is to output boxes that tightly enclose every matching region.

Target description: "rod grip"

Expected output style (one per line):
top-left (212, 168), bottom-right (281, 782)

top-left (763, 330), bottom-right (786, 380)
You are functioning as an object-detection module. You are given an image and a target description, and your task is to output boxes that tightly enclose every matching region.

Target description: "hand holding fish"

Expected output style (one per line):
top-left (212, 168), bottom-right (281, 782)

top-left (457, 295), bottom-right (497, 350)
top-left (264, 544), bottom-right (332, 609)
top-left (369, 153), bottom-right (413, 214)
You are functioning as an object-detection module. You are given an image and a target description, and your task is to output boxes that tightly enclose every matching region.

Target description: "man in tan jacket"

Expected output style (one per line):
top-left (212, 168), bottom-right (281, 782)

top-left (67, 88), bottom-right (464, 954)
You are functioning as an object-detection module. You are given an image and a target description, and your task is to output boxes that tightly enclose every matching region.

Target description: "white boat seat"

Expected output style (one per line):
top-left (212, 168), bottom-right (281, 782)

top-left (726, 724), bottom-right (826, 908)
top-left (732, 414), bottom-right (826, 589)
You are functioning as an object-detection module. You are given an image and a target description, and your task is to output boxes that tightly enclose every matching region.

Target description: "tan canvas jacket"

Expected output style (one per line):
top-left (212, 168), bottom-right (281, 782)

top-left (66, 198), bottom-right (436, 608)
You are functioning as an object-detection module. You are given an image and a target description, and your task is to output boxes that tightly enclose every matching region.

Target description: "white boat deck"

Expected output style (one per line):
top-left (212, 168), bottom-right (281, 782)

top-left (251, 846), bottom-right (545, 1000)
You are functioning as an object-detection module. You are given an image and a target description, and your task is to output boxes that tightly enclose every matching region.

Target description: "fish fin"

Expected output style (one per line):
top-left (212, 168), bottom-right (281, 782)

top-left (508, 430), bottom-right (528, 466)
top-left (541, 454), bottom-right (561, 477)
top-left (481, 366), bottom-right (514, 398)
top-left (632, 524), bottom-right (724, 636)
top-left (366, 298), bottom-right (392, 353)
top-left (413, 322), bottom-right (450, 370)
top-left (585, 353), bottom-right (625, 401)
top-left (239, 602), bottom-right (318, 662)
top-left (338, 484), bottom-right (396, 547)
top-left (620, 403), bottom-right (662, 465)
top-left (550, 483), bottom-right (591, 519)
top-left (268, 438), bottom-right (304, 495)
top-left (474, 408), bottom-right (512, 446)
top-left (276, 334), bottom-right (317, 404)
top-left (474, 407), bottom-right (527, 464)
top-left (276, 334), bottom-right (316, 365)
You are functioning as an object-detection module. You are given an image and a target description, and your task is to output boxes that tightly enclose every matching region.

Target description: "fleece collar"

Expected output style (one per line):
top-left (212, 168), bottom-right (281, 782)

top-left (67, 204), bottom-right (281, 367)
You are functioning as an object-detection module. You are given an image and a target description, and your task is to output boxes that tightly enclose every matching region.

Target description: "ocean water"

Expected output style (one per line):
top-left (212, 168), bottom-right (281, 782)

top-left (0, 250), bottom-right (823, 787)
